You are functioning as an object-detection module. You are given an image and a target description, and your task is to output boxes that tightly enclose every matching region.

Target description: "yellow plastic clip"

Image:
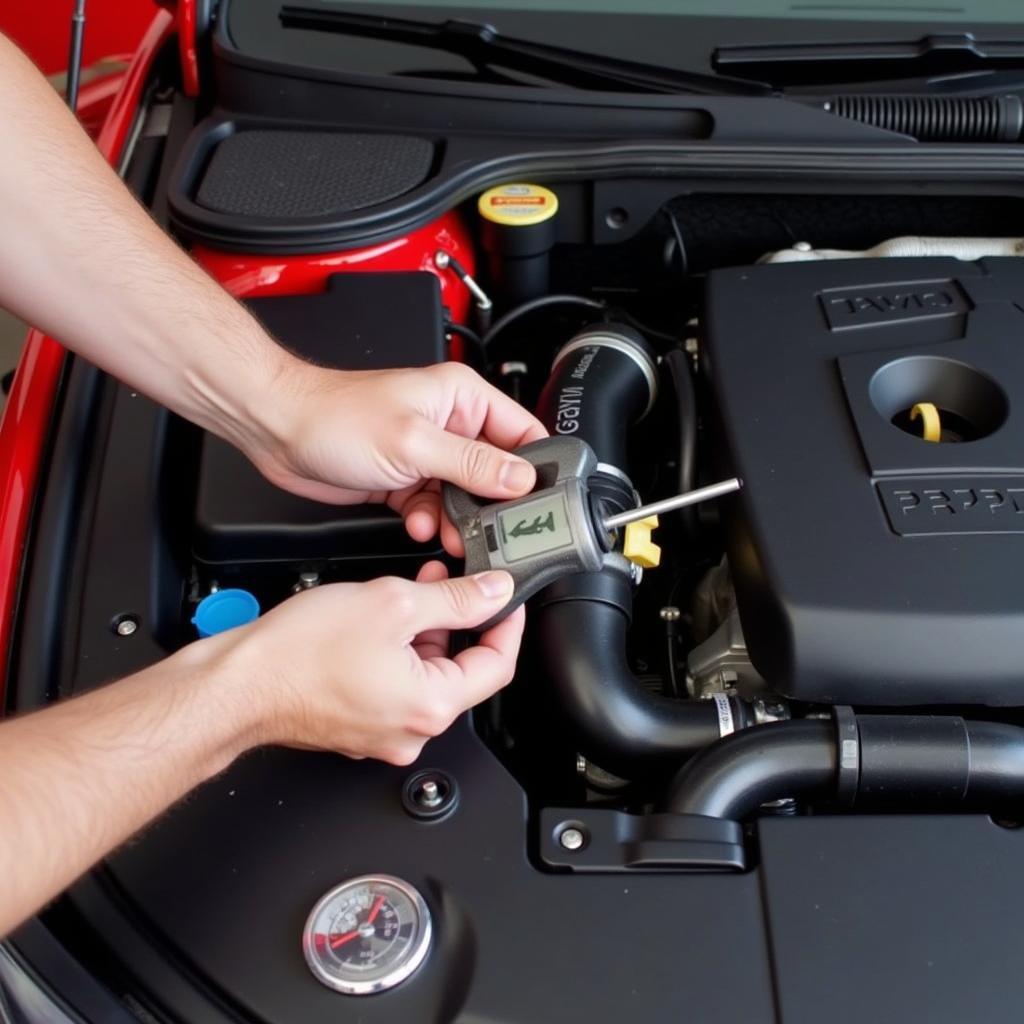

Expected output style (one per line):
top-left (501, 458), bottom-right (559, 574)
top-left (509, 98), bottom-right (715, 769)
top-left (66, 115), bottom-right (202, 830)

top-left (910, 402), bottom-right (942, 443)
top-left (623, 515), bottom-right (661, 569)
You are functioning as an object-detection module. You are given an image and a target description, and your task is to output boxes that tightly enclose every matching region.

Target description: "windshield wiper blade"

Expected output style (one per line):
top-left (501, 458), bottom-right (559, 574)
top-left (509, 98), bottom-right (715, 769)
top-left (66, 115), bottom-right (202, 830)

top-left (280, 6), bottom-right (768, 96)
top-left (714, 33), bottom-right (1024, 88)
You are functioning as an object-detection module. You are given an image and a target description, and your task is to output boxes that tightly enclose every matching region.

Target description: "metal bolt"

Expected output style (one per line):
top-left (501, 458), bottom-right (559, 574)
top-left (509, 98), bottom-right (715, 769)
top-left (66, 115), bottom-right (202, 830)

top-left (412, 777), bottom-right (448, 810)
top-left (293, 571), bottom-right (321, 593)
top-left (402, 770), bottom-right (458, 820)
top-left (418, 780), bottom-right (442, 808)
top-left (116, 617), bottom-right (138, 637)
top-left (684, 336), bottom-right (699, 355)
top-left (499, 361), bottom-right (528, 377)
top-left (559, 827), bottom-right (586, 852)
top-left (575, 754), bottom-right (588, 775)
top-left (660, 606), bottom-right (682, 622)
top-left (794, 240), bottom-right (813, 252)
top-left (753, 699), bottom-right (791, 725)
top-left (434, 250), bottom-right (451, 270)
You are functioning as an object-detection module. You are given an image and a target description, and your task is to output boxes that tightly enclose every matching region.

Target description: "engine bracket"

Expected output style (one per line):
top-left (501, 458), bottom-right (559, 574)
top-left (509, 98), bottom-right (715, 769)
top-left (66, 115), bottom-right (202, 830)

top-left (539, 808), bottom-right (746, 872)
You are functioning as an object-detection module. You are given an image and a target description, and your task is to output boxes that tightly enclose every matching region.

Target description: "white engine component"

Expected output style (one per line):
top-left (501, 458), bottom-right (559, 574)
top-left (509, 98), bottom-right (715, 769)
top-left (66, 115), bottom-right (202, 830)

top-left (762, 236), bottom-right (1024, 264)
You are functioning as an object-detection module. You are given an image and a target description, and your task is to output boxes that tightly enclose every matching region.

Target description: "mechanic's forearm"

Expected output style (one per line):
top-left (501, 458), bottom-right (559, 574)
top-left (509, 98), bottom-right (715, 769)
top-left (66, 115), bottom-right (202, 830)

top-left (0, 34), bottom-right (300, 456)
top-left (0, 641), bottom-right (256, 937)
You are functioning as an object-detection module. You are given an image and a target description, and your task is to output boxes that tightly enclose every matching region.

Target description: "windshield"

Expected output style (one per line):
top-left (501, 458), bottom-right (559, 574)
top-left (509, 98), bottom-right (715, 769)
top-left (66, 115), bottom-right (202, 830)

top-left (297, 0), bottom-right (1020, 23)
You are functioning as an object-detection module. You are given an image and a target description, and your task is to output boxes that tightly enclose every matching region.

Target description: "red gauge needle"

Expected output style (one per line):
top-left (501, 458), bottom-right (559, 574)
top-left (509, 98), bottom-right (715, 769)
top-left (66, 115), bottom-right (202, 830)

top-left (367, 895), bottom-right (386, 925)
top-left (327, 896), bottom-right (385, 949)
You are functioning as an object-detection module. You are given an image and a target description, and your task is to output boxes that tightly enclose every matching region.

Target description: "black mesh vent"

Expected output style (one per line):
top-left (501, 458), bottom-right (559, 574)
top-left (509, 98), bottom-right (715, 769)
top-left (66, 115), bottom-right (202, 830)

top-left (195, 130), bottom-right (435, 219)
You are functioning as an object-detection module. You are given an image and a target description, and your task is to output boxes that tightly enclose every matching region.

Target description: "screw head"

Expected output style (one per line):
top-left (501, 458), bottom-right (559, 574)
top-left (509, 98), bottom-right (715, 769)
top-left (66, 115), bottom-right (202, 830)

top-left (794, 240), bottom-right (813, 252)
top-left (559, 827), bottom-right (586, 852)
top-left (660, 606), bottom-right (682, 622)
top-left (115, 617), bottom-right (138, 637)
top-left (434, 250), bottom-right (451, 270)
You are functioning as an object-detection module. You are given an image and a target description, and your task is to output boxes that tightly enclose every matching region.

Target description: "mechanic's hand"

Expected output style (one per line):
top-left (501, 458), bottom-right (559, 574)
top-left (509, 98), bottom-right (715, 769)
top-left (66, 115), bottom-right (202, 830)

top-left (249, 362), bottom-right (547, 554)
top-left (212, 561), bottom-right (523, 765)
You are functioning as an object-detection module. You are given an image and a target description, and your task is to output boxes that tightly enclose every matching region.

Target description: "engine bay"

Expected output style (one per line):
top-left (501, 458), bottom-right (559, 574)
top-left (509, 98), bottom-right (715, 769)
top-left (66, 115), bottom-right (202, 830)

top-left (13, 25), bottom-right (1024, 1016)
top-left (18, 187), bottom-right (1024, 1022)
top-left (185, 226), bottom-right (1024, 832)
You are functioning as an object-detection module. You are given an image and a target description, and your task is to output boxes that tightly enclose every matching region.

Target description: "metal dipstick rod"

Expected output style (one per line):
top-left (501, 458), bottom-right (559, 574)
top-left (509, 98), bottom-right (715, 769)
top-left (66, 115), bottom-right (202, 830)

top-left (602, 478), bottom-right (742, 531)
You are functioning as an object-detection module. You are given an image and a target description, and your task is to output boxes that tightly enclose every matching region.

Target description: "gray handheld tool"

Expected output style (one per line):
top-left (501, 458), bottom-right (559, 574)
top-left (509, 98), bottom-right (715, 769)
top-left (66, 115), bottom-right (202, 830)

top-left (443, 436), bottom-right (741, 631)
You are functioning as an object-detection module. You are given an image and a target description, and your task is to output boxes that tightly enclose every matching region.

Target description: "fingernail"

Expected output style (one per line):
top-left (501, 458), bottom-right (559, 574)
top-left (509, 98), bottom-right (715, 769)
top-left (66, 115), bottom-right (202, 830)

top-left (501, 458), bottom-right (534, 492)
top-left (475, 570), bottom-right (514, 600)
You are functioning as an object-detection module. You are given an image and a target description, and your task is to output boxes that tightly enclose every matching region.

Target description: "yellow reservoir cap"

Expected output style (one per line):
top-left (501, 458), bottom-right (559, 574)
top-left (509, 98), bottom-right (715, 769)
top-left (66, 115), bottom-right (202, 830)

top-left (910, 402), bottom-right (942, 443)
top-left (623, 515), bottom-right (661, 569)
top-left (478, 184), bottom-right (559, 227)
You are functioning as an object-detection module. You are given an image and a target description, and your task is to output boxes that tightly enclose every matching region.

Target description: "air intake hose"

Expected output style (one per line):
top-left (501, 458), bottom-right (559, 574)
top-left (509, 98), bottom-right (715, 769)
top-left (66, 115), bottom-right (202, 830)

top-left (534, 324), bottom-right (749, 777)
top-left (666, 713), bottom-right (1024, 821)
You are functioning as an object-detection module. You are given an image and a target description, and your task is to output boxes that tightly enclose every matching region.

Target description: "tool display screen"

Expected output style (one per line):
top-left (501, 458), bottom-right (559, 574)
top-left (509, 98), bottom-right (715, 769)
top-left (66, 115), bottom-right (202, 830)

top-left (497, 492), bottom-right (573, 563)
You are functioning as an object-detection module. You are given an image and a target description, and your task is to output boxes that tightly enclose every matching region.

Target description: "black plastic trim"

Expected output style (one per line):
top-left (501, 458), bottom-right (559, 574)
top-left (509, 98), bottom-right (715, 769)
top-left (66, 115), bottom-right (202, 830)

top-left (539, 807), bottom-right (746, 872)
top-left (3, 919), bottom-right (135, 1024)
top-left (169, 128), bottom-right (1024, 252)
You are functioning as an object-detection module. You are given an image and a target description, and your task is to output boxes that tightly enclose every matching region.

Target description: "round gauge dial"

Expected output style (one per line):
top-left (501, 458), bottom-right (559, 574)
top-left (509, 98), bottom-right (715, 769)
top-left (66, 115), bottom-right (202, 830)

top-left (302, 875), bottom-right (432, 995)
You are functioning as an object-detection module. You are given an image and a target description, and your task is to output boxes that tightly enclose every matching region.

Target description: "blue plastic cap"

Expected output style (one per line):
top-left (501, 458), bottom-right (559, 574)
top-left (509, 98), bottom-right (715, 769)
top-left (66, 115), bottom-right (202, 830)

top-left (192, 589), bottom-right (260, 638)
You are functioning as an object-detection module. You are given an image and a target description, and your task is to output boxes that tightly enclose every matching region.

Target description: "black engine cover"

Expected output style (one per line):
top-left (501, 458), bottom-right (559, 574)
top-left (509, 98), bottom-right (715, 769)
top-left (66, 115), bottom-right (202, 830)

top-left (704, 256), bottom-right (1024, 705)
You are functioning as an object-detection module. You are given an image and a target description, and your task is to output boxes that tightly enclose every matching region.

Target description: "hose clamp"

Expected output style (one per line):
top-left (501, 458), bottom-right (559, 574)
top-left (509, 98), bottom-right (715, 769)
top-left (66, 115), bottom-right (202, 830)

top-left (712, 694), bottom-right (736, 738)
top-left (594, 461), bottom-right (633, 490)
top-left (832, 705), bottom-right (860, 807)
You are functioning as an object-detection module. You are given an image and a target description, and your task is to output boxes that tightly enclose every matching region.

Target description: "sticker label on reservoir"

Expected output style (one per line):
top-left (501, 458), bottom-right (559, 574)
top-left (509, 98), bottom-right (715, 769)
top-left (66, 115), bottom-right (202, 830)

top-left (877, 476), bottom-right (1024, 535)
top-left (491, 196), bottom-right (546, 206)
top-left (478, 184), bottom-right (559, 226)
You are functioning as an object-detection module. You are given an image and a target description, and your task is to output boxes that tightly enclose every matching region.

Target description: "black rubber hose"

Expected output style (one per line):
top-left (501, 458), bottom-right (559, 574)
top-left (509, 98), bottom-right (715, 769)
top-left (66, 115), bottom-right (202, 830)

top-left (963, 720), bottom-right (1024, 805)
top-left (534, 324), bottom-right (747, 776)
top-left (856, 716), bottom-right (1024, 810)
top-left (664, 348), bottom-right (698, 538)
top-left (444, 321), bottom-right (485, 369)
top-left (666, 720), bottom-right (837, 820)
top-left (537, 581), bottom-right (734, 774)
top-left (481, 294), bottom-right (606, 350)
top-left (535, 322), bottom-right (656, 469)
top-left (664, 349), bottom-right (697, 495)
top-left (666, 714), bottom-right (1024, 821)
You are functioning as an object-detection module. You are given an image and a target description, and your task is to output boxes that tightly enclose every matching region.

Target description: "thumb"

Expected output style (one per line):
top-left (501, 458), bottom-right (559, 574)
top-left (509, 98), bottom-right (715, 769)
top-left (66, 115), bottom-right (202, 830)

top-left (407, 570), bottom-right (515, 633)
top-left (416, 424), bottom-right (536, 499)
